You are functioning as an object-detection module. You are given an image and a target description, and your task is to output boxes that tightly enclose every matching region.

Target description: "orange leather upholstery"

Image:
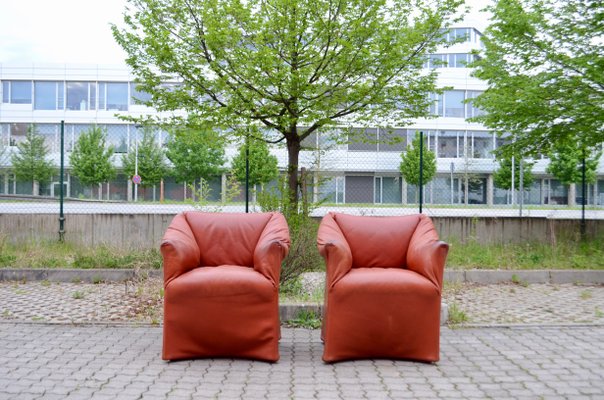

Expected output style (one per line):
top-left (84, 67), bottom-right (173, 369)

top-left (317, 212), bottom-right (448, 363)
top-left (161, 212), bottom-right (290, 362)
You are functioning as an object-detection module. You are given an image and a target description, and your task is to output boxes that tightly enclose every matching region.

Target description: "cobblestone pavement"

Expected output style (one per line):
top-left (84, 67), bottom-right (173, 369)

top-left (0, 323), bottom-right (603, 399)
top-left (1, 278), bottom-right (604, 399)
top-left (1, 278), bottom-right (603, 326)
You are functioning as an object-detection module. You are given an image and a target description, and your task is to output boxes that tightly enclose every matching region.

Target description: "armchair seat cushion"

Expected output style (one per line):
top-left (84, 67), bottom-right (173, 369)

top-left (164, 266), bottom-right (279, 361)
top-left (324, 268), bottom-right (441, 362)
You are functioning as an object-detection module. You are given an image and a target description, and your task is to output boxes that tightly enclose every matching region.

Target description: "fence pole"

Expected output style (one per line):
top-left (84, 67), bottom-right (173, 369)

top-left (59, 120), bottom-right (65, 242)
top-left (581, 151), bottom-right (586, 238)
top-left (419, 131), bottom-right (424, 214)
top-left (245, 133), bottom-right (249, 213)
top-left (519, 158), bottom-right (524, 217)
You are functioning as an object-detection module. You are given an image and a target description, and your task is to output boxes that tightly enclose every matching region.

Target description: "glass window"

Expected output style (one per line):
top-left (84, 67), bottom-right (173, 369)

top-left (10, 123), bottom-right (29, 146)
top-left (424, 54), bottom-right (446, 69)
top-left (58, 82), bottom-right (64, 109)
top-left (448, 54), bottom-right (469, 68)
top-left (382, 177), bottom-right (402, 204)
top-left (472, 131), bottom-right (493, 158)
top-left (429, 93), bottom-right (443, 116)
top-left (465, 91), bottom-right (485, 118)
top-left (448, 28), bottom-right (470, 43)
top-left (348, 128), bottom-right (377, 151)
top-left (37, 124), bottom-right (57, 153)
top-left (438, 131), bottom-right (460, 158)
top-left (10, 81), bottom-right (32, 104)
top-left (0, 124), bottom-right (9, 147)
top-left (66, 82), bottom-right (89, 110)
top-left (378, 128), bottom-right (406, 152)
top-left (2, 82), bottom-right (8, 103)
top-left (106, 82), bottom-right (128, 111)
top-left (34, 81), bottom-right (59, 110)
top-left (444, 90), bottom-right (465, 118)
top-left (89, 83), bottom-right (96, 110)
top-left (105, 124), bottom-right (128, 153)
top-left (98, 82), bottom-right (106, 109)
top-left (130, 83), bottom-right (152, 105)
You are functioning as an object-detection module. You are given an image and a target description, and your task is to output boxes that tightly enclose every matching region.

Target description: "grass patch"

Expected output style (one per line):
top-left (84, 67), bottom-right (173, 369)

top-left (447, 302), bottom-right (469, 326)
top-left (446, 238), bottom-right (604, 270)
top-left (280, 276), bottom-right (324, 303)
top-left (0, 240), bottom-right (162, 270)
top-left (286, 310), bottom-right (322, 329)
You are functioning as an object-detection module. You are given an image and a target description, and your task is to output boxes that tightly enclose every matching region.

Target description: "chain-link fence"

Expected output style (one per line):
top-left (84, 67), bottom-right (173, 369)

top-left (1, 123), bottom-right (603, 218)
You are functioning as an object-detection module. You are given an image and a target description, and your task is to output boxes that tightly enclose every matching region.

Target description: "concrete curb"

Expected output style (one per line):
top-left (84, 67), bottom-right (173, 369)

top-left (444, 269), bottom-right (604, 284)
top-left (0, 268), bottom-right (161, 283)
top-left (2, 268), bottom-right (603, 284)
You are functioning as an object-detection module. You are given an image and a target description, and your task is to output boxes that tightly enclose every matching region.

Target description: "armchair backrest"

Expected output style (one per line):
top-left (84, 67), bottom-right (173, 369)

top-left (184, 211), bottom-right (273, 267)
top-left (332, 213), bottom-right (421, 269)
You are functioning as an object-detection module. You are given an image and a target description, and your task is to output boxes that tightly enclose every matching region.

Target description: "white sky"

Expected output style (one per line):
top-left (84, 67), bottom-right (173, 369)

top-left (0, 0), bottom-right (491, 64)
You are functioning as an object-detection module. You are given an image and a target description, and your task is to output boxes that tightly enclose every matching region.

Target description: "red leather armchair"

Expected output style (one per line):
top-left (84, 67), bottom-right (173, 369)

top-left (161, 211), bottom-right (290, 362)
top-left (317, 212), bottom-right (448, 363)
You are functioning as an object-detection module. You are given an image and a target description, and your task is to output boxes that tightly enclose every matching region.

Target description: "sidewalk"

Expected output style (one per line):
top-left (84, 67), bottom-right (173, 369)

top-left (0, 273), bottom-right (603, 399)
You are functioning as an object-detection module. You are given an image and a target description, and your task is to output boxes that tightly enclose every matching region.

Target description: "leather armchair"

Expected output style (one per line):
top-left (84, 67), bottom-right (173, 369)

top-left (161, 211), bottom-right (290, 362)
top-left (317, 212), bottom-right (448, 363)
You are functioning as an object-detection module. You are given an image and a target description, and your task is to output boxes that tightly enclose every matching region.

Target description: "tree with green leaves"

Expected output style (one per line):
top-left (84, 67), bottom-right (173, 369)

top-left (112, 0), bottom-right (463, 213)
top-left (10, 125), bottom-right (55, 195)
top-left (546, 141), bottom-right (601, 206)
top-left (231, 136), bottom-right (279, 189)
top-left (69, 126), bottom-right (116, 200)
top-left (165, 127), bottom-right (225, 200)
top-left (493, 156), bottom-right (535, 197)
top-left (400, 132), bottom-right (436, 200)
top-left (469, 0), bottom-right (604, 157)
top-left (122, 127), bottom-right (168, 191)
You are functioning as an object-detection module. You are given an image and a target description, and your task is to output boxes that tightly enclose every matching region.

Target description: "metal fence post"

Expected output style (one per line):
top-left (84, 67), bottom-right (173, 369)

top-left (59, 120), bottom-right (65, 242)
top-left (419, 131), bottom-right (424, 214)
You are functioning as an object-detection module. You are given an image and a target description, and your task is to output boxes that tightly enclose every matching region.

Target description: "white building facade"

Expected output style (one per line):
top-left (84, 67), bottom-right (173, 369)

top-left (1, 26), bottom-right (603, 206)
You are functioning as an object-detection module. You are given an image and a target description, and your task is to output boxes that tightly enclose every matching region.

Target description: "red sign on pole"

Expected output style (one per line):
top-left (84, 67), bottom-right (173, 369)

top-left (132, 175), bottom-right (142, 185)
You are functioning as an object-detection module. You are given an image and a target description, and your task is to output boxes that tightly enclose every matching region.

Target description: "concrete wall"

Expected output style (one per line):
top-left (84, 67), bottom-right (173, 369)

top-left (0, 213), bottom-right (602, 249)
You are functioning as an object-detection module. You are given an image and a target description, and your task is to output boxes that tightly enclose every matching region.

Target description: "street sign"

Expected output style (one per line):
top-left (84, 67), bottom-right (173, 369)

top-left (132, 175), bottom-right (142, 185)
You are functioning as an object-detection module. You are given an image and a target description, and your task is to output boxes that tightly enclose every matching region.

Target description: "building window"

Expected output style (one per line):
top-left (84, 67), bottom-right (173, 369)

top-left (34, 81), bottom-right (64, 110)
top-left (448, 53), bottom-right (470, 68)
top-left (465, 91), bottom-right (485, 118)
top-left (472, 131), bottom-right (493, 158)
top-left (444, 90), bottom-right (465, 118)
top-left (429, 93), bottom-right (443, 116)
top-left (9, 123), bottom-right (29, 146)
top-left (66, 82), bottom-right (96, 111)
top-left (439, 131), bottom-right (461, 158)
top-left (348, 128), bottom-right (377, 151)
top-left (2, 81), bottom-right (32, 104)
top-left (105, 82), bottom-right (128, 111)
top-left (378, 128), bottom-right (406, 152)
top-left (130, 83), bottom-right (152, 105)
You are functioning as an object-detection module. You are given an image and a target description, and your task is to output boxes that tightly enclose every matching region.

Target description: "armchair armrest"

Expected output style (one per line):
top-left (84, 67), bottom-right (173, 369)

top-left (317, 213), bottom-right (353, 288)
top-left (406, 215), bottom-right (449, 291)
top-left (161, 213), bottom-right (201, 286)
top-left (254, 213), bottom-right (290, 286)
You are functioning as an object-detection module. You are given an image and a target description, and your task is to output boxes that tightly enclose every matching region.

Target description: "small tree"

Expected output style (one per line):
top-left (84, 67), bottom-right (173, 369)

top-left (10, 125), bottom-right (55, 195)
top-left (493, 155), bottom-right (535, 204)
top-left (69, 126), bottom-right (116, 200)
top-left (165, 127), bottom-right (226, 200)
top-left (546, 141), bottom-right (600, 206)
top-left (231, 137), bottom-right (279, 192)
top-left (122, 127), bottom-right (168, 197)
top-left (400, 132), bottom-right (436, 201)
